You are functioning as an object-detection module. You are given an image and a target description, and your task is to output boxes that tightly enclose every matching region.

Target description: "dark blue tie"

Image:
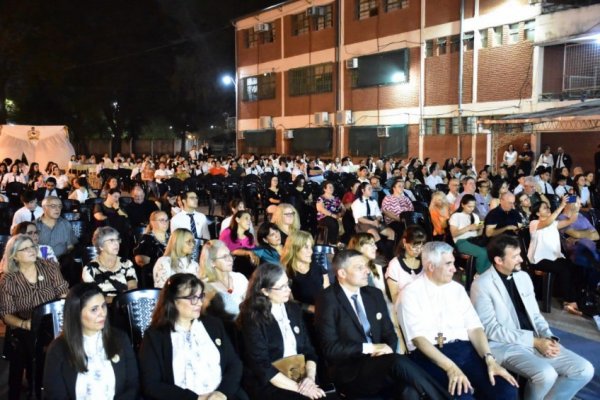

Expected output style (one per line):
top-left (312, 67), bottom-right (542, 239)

top-left (351, 294), bottom-right (372, 343)
top-left (188, 214), bottom-right (198, 238)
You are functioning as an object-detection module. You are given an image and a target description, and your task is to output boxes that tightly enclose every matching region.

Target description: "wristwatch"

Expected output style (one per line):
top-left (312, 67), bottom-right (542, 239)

top-left (483, 352), bottom-right (495, 361)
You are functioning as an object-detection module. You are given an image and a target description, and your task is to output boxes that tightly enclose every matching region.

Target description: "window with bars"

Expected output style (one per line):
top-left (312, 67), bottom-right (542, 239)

top-left (245, 28), bottom-right (258, 48)
top-left (292, 13), bottom-right (309, 36)
top-left (424, 119), bottom-right (434, 135)
top-left (261, 23), bottom-right (275, 44)
top-left (492, 26), bottom-right (502, 47)
top-left (563, 43), bottom-right (600, 92)
top-left (314, 5), bottom-right (333, 31)
top-left (508, 23), bottom-right (520, 44)
top-left (480, 28), bottom-right (488, 49)
top-left (425, 40), bottom-right (434, 57)
top-left (384, 0), bottom-right (409, 12)
top-left (525, 20), bottom-right (535, 42)
top-left (241, 74), bottom-right (276, 102)
top-left (450, 35), bottom-right (460, 53)
top-left (289, 63), bottom-right (333, 96)
top-left (437, 38), bottom-right (447, 55)
top-left (357, 0), bottom-right (378, 20)
top-left (464, 32), bottom-right (474, 51)
top-left (437, 119), bottom-right (447, 135)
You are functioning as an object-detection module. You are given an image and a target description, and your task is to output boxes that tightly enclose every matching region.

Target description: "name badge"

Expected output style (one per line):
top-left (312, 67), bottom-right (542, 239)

top-left (376, 312), bottom-right (382, 320)
top-left (215, 338), bottom-right (222, 346)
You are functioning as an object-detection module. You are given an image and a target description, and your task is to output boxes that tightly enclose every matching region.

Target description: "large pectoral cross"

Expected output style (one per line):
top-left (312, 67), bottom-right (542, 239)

top-left (436, 332), bottom-right (446, 348)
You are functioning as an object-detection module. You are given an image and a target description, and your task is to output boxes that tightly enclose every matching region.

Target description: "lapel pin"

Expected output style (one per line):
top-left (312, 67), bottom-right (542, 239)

top-left (376, 312), bottom-right (382, 320)
top-left (215, 338), bottom-right (222, 346)
top-left (293, 326), bottom-right (300, 334)
top-left (111, 354), bottom-right (120, 364)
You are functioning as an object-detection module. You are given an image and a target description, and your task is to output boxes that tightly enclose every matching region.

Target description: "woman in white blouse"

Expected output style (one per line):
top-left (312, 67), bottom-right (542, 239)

top-left (385, 226), bottom-right (427, 304)
top-left (199, 240), bottom-right (248, 318)
top-left (502, 144), bottom-right (518, 178)
top-left (449, 194), bottom-right (489, 274)
top-left (153, 228), bottom-right (200, 288)
top-left (43, 283), bottom-right (139, 400)
top-left (140, 273), bottom-right (246, 400)
top-left (1, 164), bottom-right (26, 189)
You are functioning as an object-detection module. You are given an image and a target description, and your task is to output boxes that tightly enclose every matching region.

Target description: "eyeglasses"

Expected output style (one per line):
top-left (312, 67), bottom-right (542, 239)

top-left (45, 204), bottom-right (62, 209)
top-left (175, 293), bottom-right (205, 305)
top-left (409, 242), bottom-right (425, 249)
top-left (283, 212), bottom-right (296, 217)
top-left (17, 245), bottom-right (37, 253)
top-left (270, 280), bottom-right (292, 291)
top-left (186, 196), bottom-right (198, 200)
top-left (185, 239), bottom-right (196, 245)
top-left (214, 254), bottom-right (233, 261)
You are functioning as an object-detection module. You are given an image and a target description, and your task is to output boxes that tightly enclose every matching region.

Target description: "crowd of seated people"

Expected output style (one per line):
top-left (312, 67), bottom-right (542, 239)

top-left (0, 146), bottom-right (598, 399)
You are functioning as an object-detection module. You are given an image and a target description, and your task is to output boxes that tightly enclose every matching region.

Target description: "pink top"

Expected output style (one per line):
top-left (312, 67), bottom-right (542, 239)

top-left (219, 228), bottom-right (255, 251)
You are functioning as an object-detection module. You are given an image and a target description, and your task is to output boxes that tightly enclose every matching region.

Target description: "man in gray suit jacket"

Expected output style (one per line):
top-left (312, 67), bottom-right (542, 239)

top-left (471, 235), bottom-right (594, 399)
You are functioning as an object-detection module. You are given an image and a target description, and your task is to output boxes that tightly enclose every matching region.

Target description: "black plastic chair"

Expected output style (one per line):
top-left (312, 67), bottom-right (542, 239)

top-left (518, 228), bottom-right (553, 313)
top-left (82, 245), bottom-right (99, 266)
top-left (313, 245), bottom-right (336, 282)
top-left (114, 288), bottom-right (161, 351)
top-left (0, 201), bottom-right (11, 234)
top-left (61, 199), bottom-right (81, 213)
top-left (0, 234), bottom-right (10, 260)
top-left (118, 196), bottom-right (133, 208)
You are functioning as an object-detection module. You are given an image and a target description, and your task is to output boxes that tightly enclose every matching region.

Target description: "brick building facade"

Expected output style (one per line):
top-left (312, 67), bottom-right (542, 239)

top-left (233, 0), bottom-right (600, 171)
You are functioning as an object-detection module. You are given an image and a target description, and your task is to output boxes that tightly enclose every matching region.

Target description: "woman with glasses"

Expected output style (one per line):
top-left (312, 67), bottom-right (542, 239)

top-left (348, 233), bottom-right (390, 303)
top-left (272, 203), bottom-right (301, 245)
top-left (0, 234), bottom-right (69, 400)
top-left (385, 226), bottom-right (427, 304)
top-left (253, 222), bottom-right (284, 265)
top-left (200, 240), bottom-right (248, 318)
top-left (238, 263), bottom-right (326, 400)
top-left (11, 221), bottom-right (57, 263)
top-left (153, 228), bottom-right (200, 289)
top-left (140, 273), bottom-right (246, 400)
top-left (219, 210), bottom-right (260, 265)
top-left (43, 283), bottom-right (139, 400)
top-left (83, 227), bottom-right (138, 298)
top-left (133, 210), bottom-right (170, 288)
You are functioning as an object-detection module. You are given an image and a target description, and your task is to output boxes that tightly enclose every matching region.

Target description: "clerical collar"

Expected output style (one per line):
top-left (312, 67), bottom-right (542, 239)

top-left (495, 267), bottom-right (513, 281)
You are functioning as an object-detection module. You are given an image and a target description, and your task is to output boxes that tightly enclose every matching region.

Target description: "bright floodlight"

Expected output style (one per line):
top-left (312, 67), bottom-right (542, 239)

top-left (391, 72), bottom-right (406, 83)
top-left (222, 75), bottom-right (234, 85)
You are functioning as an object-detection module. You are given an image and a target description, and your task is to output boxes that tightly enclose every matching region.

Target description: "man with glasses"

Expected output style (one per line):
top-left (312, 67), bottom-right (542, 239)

top-left (35, 176), bottom-right (63, 202)
top-left (11, 190), bottom-right (43, 231)
top-left (170, 190), bottom-right (210, 240)
top-left (125, 186), bottom-right (158, 227)
top-left (315, 249), bottom-right (450, 400)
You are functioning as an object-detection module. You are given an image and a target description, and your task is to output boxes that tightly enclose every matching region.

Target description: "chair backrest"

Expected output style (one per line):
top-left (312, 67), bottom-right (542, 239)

top-left (0, 234), bottom-right (10, 259)
top-left (31, 298), bottom-right (66, 340)
top-left (82, 245), bottom-right (99, 266)
top-left (114, 288), bottom-right (161, 350)
top-left (61, 199), bottom-right (81, 213)
top-left (118, 196), bottom-right (133, 208)
top-left (313, 245), bottom-right (336, 281)
top-left (517, 228), bottom-right (532, 266)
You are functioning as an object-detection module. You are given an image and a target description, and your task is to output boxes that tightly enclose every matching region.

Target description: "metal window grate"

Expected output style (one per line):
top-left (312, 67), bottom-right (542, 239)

top-left (292, 13), bottom-right (309, 36)
top-left (357, 0), bottom-right (378, 20)
top-left (314, 5), bottom-right (333, 31)
top-left (289, 63), bottom-right (333, 96)
top-left (563, 43), bottom-right (600, 92)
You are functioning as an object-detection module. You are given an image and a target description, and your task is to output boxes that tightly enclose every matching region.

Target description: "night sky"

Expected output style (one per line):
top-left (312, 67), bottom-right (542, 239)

top-left (0, 0), bottom-right (281, 145)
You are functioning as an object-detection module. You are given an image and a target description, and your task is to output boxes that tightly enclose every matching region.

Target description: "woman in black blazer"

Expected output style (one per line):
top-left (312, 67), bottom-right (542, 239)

top-left (43, 283), bottom-right (139, 400)
top-left (238, 263), bottom-right (326, 400)
top-left (139, 273), bottom-right (246, 400)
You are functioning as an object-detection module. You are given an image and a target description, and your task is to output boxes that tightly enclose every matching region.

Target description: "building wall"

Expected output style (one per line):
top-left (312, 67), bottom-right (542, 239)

top-left (540, 131), bottom-right (600, 174)
top-left (425, 50), bottom-right (473, 106)
top-left (239, 73), bottom-right (283, 120)
top-left (542, 45), bottom-right (564, 94)
top-left (283, 10), bottom-right (337, 58)
top-left (479, 0), bottom-right (529, 16)
top-left (284, 69), bottom-right (337, 116)
top-left (425, 0), bottom-right (474, 27)
top-left (237, 19), bottom-right (282, 67)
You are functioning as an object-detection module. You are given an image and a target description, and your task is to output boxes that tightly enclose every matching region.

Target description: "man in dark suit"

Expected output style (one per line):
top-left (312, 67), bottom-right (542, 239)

top-left (553, 146), bottom-right (572, 171)
top-left (35, 177), bottom-right (64, 201)
top-left (315, 250), bottom-right (450, 400)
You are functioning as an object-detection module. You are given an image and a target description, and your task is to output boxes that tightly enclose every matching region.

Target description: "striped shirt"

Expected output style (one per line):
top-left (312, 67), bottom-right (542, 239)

top-left (0, 259), bottom-right (68, 320)
top-left (381, 194), bottom-right (414, 225)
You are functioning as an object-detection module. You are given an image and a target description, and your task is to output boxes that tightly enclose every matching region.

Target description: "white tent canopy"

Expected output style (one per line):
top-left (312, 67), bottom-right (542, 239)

top-left (0, 125), bottom-right (75, 170)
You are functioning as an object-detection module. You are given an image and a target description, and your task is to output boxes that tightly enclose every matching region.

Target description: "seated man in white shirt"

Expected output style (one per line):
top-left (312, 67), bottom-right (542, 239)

top-left (170, 190), bottom-right (210, 240)
top-left (471, 235), bottom-right (593, 400)
top-left (425, 163), bottom-right (444, 191)
top-left (399, 241), bottom-right (518, 399)
top-left (11, 190), bottom-right (44, 231)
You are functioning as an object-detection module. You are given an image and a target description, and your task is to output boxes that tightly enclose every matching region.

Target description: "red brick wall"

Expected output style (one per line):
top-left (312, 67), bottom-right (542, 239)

top-left (284, 68), bottom-right (337, 116)
top-left (425, 0), bottom-right (474, 27)
top-left (237, 19), bottom-right (282, 67)
top-left (425, 50), bottom-right (473, 106)
top-left (239, 73), bottom-right (283, 119)
top-left (344, 47), bottom-right (420, 111)
top-left (540, 131), bottom-right (600, 173)
top-left (542, 45), bottom-right (564, 94)
top-left (479, 0), bottom-right (529, 15)
top-left (284, 10), bottom-right (337, 58)
top-left (408, 124), bottom-right (420, 159)
top-left (478, 41), bottom-right (533, 102)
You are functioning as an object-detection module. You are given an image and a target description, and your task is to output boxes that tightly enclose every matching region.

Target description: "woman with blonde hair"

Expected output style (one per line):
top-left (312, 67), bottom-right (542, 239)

top-left (133, 210), bottom-right (169, 288)
top-left (272, 203), bottom-right (300, 245)
top-left (153, 228), bottom-right (199, 288)
top-left (199, 240), bottom-right (248, 318)
top-left (281, 231), bottom-right (329, 313)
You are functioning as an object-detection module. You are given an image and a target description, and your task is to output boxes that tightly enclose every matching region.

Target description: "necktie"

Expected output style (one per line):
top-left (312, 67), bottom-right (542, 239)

top-left (31, 210), bottom-right (36, 221)
top-left (188, 213), bottom-right (198, 238)
top-left (351, 294), bottom-right (372, 343)
top-left (366, 200), bottom-right (371, 217)
top-left (544, 183), bottom-right (548, 195)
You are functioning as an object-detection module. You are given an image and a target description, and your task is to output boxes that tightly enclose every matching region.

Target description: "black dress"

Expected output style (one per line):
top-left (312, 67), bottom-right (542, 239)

top-left (133, 233), bottom-right (168, 288)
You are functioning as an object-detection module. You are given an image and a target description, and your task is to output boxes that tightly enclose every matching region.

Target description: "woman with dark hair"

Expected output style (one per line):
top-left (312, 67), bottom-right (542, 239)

top-left (341, 180), bottom-right (360, 208)
top-left (382, 179), bottom-right (414, 237)
top-left (449, 194), bottom-right (489, 274)
top-left (220, 198), bottom-right (252, 235)
top-left (573, 174), bottom-right (592, 211)
top-left (26, 162), bottom-right (41, 188)
top-left (133, 210), bottom-right (169, 288)
top-left (385, 226), bottom-right (427, 304)
top-left (529, 198), bottom-right (582, 315)
top-left (68, 176), bottom-right (96, 203)
top-left (219, 210), bottom-right (260, 265)
top-left (266, 175), bottom-right (282, 215)
top-left (93, 188), bottom-right (132, 256)
top-left (489, 179), bottom-right (509, 210)
top-left (516, 192), bottom-right (532, 226)
top-left (238, 264), bottom-right (326, 400)
top-left (43, 283), bottom-right (139, 399)
top-left (140, 273), bottom-right (246, 400)
top-left (100, 176), bottom-right (120, 199)
top-left (351, 182), bottom-right (395, 243)
top-left (315, 180), bottom-right (344, 246)
top-left (253, 222), bottom-right (284, 265)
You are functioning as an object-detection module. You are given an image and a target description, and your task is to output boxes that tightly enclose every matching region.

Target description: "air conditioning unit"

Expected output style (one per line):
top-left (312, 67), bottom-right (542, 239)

top-left (283, 130), bottom-right (294, 139)
top-left (377, 126), bottom-right (390, 138)
top-left (254, 23), bottom-right (271, 32)
top-left (314, 112), bottom-right (330, 126)
top-left (335, 110), bottom-right (353, 125)
top-left (345, 58), bottom-right (358, 69)
top-left (237, 131), bottom-right (245, 140)
top-left (259, 116), bottom-right (273, 129)
top-left (306, 6), bottom-right (326, 16)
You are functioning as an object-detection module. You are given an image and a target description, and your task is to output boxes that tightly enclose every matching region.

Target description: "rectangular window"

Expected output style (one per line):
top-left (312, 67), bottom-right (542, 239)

top-left (353, 48), bottom-right (410, 88)
top-left (492, 26), bottom-right (502, 47)
top-left (314, 5), bottom-right (333, 31)
top-left (450, 35), bottom-right (460, 53)
top-left (241, 74), bottom-right (276, 102)
top-left (289, 63), bottom-right (334, 96)
top-left (245, 28), bottom-right (258, 48)
top-left (437, 119), bottom-right (446, 135)
top-left (349, 125), bottom-right (408, 157)
top-left (425, 40), bottom-right (434, 57)
top-left (508, 23), bottom-right (520, 44)
top-left (424, 119), bottom-right (434, 135)
top-left (463, 32), bottom-right (474, 51)
top-left (288, 128), bottom-right (333, 156)
top-left (524, 20), bottom-right (535, 42)
top-left (292, 13), bottom-right (309, 36)
top-left (384, 0), bottom-right (408, 12)
top-left (357, 0), bottom-right (378, 20)
top-left (437, 38), bottom-right (447, 55)
top-left (480, 28), bottom-right (488, 49)
top-left (261, 23), bottom-right (275, 44)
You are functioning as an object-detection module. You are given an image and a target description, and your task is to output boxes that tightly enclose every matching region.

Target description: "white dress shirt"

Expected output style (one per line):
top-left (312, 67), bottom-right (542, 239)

top-left (11, 205), bottom-right (44, 230)
top-left (170, 210), bottom-right (210, 240)
top-left (351, 197), bottom-right (382, 223)
top-left (271, 303), bottom-right (297, 357)
top-left (75, 332), bottom-right (116, 400)
top-left (399, 274), bottom-right (483, 352)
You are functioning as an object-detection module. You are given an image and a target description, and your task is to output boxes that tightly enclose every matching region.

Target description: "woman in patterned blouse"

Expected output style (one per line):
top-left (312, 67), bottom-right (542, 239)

top-left (82, 227), bottom-right (137, 299)
top-left (0, 234), bottom-right (69, 400)
top-left (316, 181), bottom-right (344, 246)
